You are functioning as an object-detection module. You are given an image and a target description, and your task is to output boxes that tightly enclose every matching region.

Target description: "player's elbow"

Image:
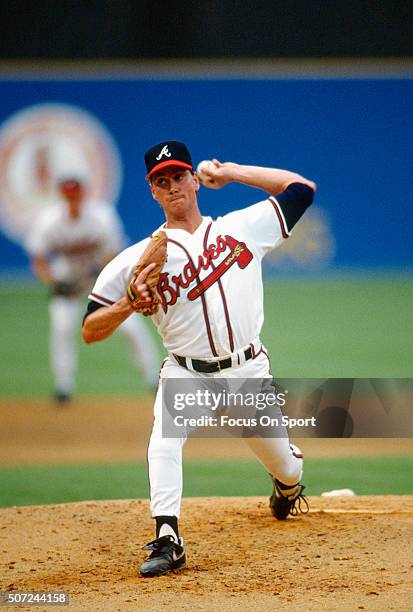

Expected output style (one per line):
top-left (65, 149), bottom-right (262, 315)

top-left (282, 178), bottom-right (317, 199)
top-left (294, 178), bottom-right (317, 194)
top-left (285, 182), bottom-right (316, 209)
top-left (82, 319), bottom-right (99, 344)
top-left (82, 319), bottom-right (112, 344)
top-left (82, 325), bottom-right (94, 344)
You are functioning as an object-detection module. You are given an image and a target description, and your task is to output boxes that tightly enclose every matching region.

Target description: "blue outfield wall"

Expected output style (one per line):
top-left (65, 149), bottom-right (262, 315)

top-left (0, 77), bottom-right (411, 273)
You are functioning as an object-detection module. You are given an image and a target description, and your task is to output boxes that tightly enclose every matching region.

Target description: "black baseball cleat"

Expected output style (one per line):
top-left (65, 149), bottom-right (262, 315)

top-left (270, 479), bottom-right (309, 520)
top-left (140, 535), bottom-right (186, 577)
top-left (53, 390), bottom-right (72, 405)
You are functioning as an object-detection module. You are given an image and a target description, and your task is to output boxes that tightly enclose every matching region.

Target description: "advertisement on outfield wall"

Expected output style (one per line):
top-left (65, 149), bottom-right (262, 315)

top-left (0, 76), bottom-right (411, 272)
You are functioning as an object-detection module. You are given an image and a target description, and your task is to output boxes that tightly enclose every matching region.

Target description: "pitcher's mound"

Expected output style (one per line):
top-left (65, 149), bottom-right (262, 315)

top-left (1, 496), bottom-right (412, 611)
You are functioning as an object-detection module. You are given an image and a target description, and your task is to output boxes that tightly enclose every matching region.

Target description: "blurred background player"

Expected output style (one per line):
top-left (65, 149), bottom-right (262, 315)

top-left (26, 177), bottom-right (159, 403)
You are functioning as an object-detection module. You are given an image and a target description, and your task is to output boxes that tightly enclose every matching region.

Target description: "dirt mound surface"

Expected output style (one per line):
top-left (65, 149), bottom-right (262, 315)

top-left (1, 496), bottom-right (412, 611)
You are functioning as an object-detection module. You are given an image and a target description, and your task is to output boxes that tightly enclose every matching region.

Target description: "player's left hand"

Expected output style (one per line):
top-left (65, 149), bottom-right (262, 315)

top-left (126, 231), bottom-right (168, 316)
top-left (127, 263), bottom-right (158, 315)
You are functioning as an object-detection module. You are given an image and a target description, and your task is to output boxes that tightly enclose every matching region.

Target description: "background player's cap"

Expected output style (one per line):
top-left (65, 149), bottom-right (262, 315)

top-left (58, 177), bottom-right (85, 195)
top-left (145, 141), bottom-right (193, 179)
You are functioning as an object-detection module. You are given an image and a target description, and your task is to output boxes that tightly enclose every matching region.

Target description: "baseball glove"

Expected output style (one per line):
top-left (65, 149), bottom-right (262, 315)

top-left (126, 231), bottom-right (168, 316)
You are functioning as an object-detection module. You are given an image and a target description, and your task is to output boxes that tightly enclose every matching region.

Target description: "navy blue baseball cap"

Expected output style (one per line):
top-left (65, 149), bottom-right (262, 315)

top-left (145, 141), bottom-right (193, 179)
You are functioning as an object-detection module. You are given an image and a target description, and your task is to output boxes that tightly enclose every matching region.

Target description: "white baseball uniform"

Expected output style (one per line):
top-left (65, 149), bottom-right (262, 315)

top-left (27, 200), bottom-right (159, 395)
top-left (90, 184), bottom-right (313, 517)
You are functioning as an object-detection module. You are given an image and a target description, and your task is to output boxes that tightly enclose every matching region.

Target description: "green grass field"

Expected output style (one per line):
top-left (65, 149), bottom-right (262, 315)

top-left (0, 275), bottom-right (412, 395)
top-left (0, 456), bottom-right (412, 508)
top-left (1, 276), bottom-right (411, 508)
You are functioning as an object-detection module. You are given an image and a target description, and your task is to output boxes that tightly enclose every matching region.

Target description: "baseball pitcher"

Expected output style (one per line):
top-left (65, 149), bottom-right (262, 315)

top-left (82, 142), bottom-right (316, 576)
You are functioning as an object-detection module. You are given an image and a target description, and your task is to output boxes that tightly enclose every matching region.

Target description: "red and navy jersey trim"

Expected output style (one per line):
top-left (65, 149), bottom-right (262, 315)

top-left (90, 292), bottom-right (115, 306)
top-left (269, 197), bottom-right (289, 239)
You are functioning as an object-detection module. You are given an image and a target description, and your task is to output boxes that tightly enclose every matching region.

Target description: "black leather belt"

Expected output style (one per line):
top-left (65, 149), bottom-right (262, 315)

top-left (173, 347), bottom-right (253, 373)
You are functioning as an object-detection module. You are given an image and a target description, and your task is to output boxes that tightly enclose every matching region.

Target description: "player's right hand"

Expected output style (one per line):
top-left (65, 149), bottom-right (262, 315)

top-left (198, 160), bottom-right (237, 189)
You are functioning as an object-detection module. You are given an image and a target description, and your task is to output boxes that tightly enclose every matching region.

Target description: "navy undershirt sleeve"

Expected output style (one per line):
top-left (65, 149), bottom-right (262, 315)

top-left (274, 182), bottom-right (315, 232)
top-left (82, 299), bottom-right (105, 324)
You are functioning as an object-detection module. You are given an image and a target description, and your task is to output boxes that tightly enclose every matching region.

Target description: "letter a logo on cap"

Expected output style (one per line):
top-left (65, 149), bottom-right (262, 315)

top-left (144, 141), bottom-right (193, 178)
top-left (156, 145), bottom-right (172, 161)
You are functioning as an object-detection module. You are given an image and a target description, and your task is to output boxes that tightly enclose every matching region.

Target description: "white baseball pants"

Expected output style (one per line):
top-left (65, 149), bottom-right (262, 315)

top-left (49, 296), bottom-right (159, 393)
top-left (148, 346), bottom-right (303, 518)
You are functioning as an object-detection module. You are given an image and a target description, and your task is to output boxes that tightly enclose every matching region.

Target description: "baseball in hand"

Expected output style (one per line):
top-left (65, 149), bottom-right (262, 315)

top-left (196, 160), bottom-right (217, 187)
